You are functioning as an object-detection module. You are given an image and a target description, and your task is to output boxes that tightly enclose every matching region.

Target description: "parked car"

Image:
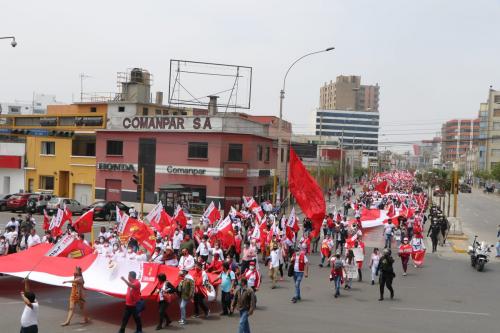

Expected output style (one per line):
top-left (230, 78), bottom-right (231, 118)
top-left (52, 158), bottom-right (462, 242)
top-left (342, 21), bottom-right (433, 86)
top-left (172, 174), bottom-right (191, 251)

top-left (26, 194), bottom-right (56, 214)
top-left (6, 193), bottom-right (33, 212)
top-left (0, 194), bottom-right (13, 211)
top-left (82, 201), bottom-right (130, 221)
top-left (46, 197), bottom-right (86, 215)
top-left (459, 183), bottom-right (472, 193)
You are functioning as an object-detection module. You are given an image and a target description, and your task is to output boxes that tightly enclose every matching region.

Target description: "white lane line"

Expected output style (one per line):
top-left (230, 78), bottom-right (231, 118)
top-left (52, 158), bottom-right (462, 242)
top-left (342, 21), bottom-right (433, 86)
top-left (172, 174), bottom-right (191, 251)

top-left (391, 307), bottom-right (490, 316)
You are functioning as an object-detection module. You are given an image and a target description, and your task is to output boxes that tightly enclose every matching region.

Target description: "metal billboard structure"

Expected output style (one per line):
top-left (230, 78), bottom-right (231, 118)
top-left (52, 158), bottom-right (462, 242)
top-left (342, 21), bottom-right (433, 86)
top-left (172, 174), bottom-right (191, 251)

top-left (168, 60), bottom-right (252, 110)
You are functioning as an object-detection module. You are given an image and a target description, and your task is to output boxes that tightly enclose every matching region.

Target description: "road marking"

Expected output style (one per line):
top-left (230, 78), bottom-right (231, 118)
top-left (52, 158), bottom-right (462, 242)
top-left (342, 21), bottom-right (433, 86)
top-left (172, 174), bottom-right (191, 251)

top-left (0, 301), bottom-right (24, 305)
top-left (391, 307), bottom-right (490, 316)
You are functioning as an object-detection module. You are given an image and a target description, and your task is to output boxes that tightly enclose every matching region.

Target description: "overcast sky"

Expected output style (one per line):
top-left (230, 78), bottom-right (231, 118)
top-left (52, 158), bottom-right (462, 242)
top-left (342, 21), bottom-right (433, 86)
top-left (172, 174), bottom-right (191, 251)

top-left (1, 0), bottom-right (499, 152)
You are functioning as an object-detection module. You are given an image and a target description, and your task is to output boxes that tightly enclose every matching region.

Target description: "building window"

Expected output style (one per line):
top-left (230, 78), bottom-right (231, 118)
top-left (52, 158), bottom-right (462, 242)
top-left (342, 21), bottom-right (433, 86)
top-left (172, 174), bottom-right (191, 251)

top-left (281, 148), bottom-right (284, 163)
top-left (228, 144), bottom-right (243, 162)
top-left (265, 146), bottom-right (270, 162)
top-left (72, 135), bottom-right (96, 156)
top-left (39, 176), bottom-right (54, 190)
top-left (155, 109), bottom-right (161, 115)
top-left (493, 122), bottom-right (500, 130)
top-left (188, 142), bottom-right (208, 159)
top-left (142, 107), bottom-right (148, 115)
top-left (493, 109), bottom-right (500, 117)
top-left (118, 106), bottom-right (125, 112)
top-left (257, 145), bottom-right (263, 161)
top-left (106, 140), bottom-right (123, 156)
top-left (90, 107), bottom-right (97, 113)
top-left (494, 95), bottom-right (500, 103)
top-left (41, 141), bottom-right (55, 155)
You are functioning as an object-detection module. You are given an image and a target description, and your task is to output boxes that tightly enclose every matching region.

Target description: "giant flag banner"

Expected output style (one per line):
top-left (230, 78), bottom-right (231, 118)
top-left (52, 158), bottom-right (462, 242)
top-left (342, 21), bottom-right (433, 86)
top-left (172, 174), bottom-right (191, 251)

top-left (288, 148), bottom-right (325, 237)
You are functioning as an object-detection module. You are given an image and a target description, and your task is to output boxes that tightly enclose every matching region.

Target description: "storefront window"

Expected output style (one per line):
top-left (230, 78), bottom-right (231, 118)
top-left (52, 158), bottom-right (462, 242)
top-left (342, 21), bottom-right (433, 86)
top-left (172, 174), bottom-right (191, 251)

top-left (228, 143), bottom-right (243, 162)
top-left (188, 142), bottom-right (208, 159)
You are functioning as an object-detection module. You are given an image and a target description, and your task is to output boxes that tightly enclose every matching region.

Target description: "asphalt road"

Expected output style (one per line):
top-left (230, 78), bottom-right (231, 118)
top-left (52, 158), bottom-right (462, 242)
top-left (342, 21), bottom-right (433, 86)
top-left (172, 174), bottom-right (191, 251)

top-left (1, 209), bottom-right (500, 333)
top-left (457, 188), bottom-right (500, 245)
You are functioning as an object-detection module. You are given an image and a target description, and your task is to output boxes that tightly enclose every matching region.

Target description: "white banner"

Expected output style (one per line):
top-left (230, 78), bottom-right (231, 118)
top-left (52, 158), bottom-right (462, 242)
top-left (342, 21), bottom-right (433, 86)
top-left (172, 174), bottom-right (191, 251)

top-left (46, 234), bottom-right (75, 257)
top-left (146, 201), bottom-right (163, 223)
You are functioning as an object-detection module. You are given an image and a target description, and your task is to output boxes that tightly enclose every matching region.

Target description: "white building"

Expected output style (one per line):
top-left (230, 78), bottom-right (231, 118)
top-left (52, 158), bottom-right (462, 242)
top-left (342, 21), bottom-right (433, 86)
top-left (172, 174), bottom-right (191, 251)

top-left (0, 140), bottom-right (25, 194)
top-left (0, 94), bottom-right (61, 115)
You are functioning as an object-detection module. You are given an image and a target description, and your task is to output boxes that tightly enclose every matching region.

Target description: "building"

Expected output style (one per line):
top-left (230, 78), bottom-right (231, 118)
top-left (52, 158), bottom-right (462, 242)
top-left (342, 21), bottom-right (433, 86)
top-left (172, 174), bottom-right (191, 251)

top-left (440, 118), bottom-right (479, 166)
top-left (0, 94), bottom-right (62, 115)
top-left (95, 99), bottom-right (291, 214)
top-left (0, 137), bottom-right (25, 194)
top-left (483, 88), bottom-right (500, 171)
top-left (319, 75), bottom-right (380, 112)
top-left (315, 109), bottom-right (379, 157)
top-left (412, 137), bottom-right (441, 170)
top-left (478, 102), bottom-right (488, 171)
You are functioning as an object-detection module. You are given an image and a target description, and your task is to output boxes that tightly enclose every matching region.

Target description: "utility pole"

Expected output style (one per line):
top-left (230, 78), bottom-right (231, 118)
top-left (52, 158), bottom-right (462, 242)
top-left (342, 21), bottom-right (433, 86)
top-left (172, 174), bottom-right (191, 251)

top-left (453, 169), bottom-right (458, 217)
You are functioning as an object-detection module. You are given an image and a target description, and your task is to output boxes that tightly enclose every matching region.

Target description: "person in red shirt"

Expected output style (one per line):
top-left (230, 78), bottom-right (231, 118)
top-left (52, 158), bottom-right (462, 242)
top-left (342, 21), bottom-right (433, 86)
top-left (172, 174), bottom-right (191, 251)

top-left (207, 253), bottom-right (223, 274)
top-left (118, 271), bottom-right (142, 333)
top-left (398, 237), bottom-right (412, 276)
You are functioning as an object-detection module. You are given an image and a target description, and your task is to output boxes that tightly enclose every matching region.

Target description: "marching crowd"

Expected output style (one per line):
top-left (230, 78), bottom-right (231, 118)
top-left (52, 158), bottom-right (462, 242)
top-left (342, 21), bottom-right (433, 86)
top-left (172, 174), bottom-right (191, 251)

top-left (8, 174), bottom-right (466, 333)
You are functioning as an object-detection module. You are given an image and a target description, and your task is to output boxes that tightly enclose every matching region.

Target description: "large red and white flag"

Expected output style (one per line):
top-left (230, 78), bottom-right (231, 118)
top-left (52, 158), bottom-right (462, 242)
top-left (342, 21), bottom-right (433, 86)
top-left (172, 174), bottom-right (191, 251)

top-left (287, 207), bottom-right (300, 233)
top-left (243, 196), bottom-right (264, 222)
top-left (72, 209), bottom-right (94, 234)
top-left (202, 201), bottom-right (221, 225)
top-left (145, 201), bottom-right (163, 226)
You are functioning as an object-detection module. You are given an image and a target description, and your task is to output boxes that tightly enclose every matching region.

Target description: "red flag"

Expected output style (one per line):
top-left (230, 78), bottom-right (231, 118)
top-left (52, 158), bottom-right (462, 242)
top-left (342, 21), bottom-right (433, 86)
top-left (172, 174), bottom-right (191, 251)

top-left (243, 196), bottom-right (264, 222)
top-left (215, 216), bottom-right (235, 249)
top-left (132, 222), bottom-right (157, 254)
top-left (62, 205), bottom-right (73, 225)
top-left (174, 206), bottom-right (187, 229)
top-left (117, 215), bottom-right (142, 240)
top-left (203, 201), bottom-right (221, 225)
top-left (43, 209), bottom-right (50, 231)
top-left (288, 148), bottom-right (325, 238)
top-left (375, 180), bottom-right (390, 195)
top-left (159, 210), bottom-right (175, 238)
top-left (72, 209), bottom-right (94, 234)
top-left (49, 208), bottom-right (66, 238)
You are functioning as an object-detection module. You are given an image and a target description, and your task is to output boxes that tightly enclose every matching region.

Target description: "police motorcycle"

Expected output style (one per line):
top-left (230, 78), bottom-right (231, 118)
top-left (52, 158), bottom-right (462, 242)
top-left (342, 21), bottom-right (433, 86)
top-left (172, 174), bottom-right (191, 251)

top-left (468, 235), bottom-right (494, 272)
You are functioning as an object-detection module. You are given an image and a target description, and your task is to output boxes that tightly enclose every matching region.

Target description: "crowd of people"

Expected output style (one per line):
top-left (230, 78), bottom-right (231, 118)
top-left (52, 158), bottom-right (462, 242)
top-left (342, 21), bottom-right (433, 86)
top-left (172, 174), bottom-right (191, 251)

top-left (10, 174), bottom-right (455, 333)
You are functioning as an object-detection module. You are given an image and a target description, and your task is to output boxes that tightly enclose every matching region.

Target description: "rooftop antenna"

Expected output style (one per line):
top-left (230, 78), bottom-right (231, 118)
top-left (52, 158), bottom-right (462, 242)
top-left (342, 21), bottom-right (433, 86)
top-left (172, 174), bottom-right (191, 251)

top-left (80, 73), bottom-right (92, 102)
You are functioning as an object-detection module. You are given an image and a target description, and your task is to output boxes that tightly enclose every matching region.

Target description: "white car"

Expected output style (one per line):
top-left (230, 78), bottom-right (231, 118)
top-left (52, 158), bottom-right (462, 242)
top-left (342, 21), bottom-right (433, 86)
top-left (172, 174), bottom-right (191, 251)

top-left (46, 197), bottom-right (86, 215)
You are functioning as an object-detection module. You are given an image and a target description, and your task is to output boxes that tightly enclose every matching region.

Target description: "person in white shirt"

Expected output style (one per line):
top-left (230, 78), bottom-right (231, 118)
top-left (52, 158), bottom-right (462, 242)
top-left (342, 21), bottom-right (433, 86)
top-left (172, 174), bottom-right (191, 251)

top-left (178, 248), bottom-right (195, 271)
top-left (151, 247), bottom-right (164, 264)
top-left (383, 220), bottom-right (395, 249)
top-left (136, 250), bottom-right (148, 262)
top-left (269, 244), bottom-right (281, 288)
top-left (6, 217), bottom-right (19, 232)
top-left (128, 206), bottom-right (138, 218)
top-left (5, 226), bottom-right (18, 254)
top-left (211, 241), bottom-right (224, 261)
top-left (27, 229), bottom-right (41, 248)
top-left (196, 236), bottom-right (211, 262)
top-left (18, 229), bottom-right (28, 251)
top-left (186, 215), bottom-right (193, 238)
top-left (98, 227), bottom-right (111, 240)
top-left (125, 247), bottom-right (137, 261)
top-left (172, 230), bottom-right (183, 256)
top-left (20, 279), bottom-right (38, 333)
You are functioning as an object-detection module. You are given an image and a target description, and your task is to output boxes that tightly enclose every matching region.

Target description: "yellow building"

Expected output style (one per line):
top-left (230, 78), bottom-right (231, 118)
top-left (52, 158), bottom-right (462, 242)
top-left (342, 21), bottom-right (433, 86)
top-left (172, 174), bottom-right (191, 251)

top-left (0, 102), bottom-right (106, 205)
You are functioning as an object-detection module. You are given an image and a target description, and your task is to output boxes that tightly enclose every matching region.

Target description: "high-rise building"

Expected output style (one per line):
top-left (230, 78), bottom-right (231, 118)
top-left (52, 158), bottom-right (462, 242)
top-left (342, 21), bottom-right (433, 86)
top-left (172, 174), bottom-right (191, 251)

top-left (315, 109), bottom-right (379, 157)
top-left (483, 88), bottom-right (500, 171)
top-left (319, 75), bottom-right (380, 112)
top-left (440, 118), bottom-right (479, 165)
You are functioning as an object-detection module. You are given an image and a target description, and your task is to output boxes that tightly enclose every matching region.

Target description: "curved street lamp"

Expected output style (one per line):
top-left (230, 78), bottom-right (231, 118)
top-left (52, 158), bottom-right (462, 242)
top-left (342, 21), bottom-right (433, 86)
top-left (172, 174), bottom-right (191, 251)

top-left (275, 47), bottom-right (335, 207)
top-left (1, 36), bottom-right (17, 47)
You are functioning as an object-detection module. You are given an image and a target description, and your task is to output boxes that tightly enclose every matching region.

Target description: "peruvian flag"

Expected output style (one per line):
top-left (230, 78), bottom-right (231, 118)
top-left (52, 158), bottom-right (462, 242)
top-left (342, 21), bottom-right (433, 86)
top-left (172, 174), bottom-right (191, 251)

top-left (229, 206), bottom-right (245, 219)
top-left (243, 196), bottom-right (264, 222)
top-left (375, 180), bottom-right (390, 195)
top-left (43, 209), bottom-right (50, 231)
top-left (146, 202), bottom-right (171, 235)
top-left (287, 207), bottom-right (300, 233)
top-left (250, 223), bottom-right (260, 240)
top-left (145, 201), bottom-right (164, 227)
top-left (288, 148), bottom-right (325, 238)
top-left (49, 208), bottom-right (66, 238)
top-left (214, 215), bottom-right (235, 249)
top-left (131, 221), bottom-right (157, 254)
top-left (349, 207), bottom-right (398, 228)
top-left (72, 209), bottom-right (94, 234)
top-left (174, 205), bottom-right (188, 229)
top-left (203, 201), bottom-right (221, 225)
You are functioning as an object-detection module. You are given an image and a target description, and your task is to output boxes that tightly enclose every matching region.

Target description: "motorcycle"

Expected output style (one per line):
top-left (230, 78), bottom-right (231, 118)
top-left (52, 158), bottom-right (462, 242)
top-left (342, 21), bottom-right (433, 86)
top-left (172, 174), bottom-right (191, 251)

top-left (467, 236), bottom-right (493, 272)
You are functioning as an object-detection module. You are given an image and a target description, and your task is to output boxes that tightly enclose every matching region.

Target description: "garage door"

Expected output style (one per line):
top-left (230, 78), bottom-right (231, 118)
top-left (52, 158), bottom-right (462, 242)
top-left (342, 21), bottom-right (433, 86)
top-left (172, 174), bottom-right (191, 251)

top-left (74, 184), bottom-right (93, 206)
top-left (105, 179), bottom-right (122, 202)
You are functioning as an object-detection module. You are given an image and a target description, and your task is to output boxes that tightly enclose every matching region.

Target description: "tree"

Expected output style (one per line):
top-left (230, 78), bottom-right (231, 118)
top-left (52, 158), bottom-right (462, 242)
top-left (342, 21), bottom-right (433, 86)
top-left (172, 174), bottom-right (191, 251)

top-left (491, 164), bottom-right (500, 182)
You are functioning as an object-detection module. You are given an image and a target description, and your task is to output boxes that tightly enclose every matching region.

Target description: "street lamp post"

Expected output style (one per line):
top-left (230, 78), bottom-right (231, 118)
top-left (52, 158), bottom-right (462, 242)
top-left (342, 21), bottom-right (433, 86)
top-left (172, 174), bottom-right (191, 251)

top-left (0, 36), bottom-right (17, 47)
top-left (274, 47), bottom-right (335, 209)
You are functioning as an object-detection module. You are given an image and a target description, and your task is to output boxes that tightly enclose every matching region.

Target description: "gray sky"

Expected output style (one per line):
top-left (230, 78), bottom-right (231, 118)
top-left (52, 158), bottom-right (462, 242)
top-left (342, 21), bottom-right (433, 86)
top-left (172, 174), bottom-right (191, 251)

top-left (1, 0), bottom-right (499, 152)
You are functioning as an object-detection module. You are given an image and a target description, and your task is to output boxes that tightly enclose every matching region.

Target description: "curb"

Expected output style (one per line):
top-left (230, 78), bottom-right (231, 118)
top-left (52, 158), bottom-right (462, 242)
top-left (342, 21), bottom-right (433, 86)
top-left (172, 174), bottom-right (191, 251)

top-left (447, 234), bottom-right (468, 241)
top-left (449, 240), bottom-right (468, 254)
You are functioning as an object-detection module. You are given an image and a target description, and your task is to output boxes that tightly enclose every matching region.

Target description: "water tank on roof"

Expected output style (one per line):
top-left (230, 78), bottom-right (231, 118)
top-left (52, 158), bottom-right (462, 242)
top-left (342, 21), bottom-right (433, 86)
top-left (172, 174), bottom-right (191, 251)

top-left (130, 68), bottom-right (144, 83)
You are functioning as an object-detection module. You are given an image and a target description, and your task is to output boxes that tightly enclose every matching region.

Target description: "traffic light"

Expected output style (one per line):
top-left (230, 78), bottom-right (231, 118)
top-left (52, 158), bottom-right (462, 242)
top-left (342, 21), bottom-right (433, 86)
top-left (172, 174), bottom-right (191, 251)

top-left (133, 173), bottom-right (141, 185)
